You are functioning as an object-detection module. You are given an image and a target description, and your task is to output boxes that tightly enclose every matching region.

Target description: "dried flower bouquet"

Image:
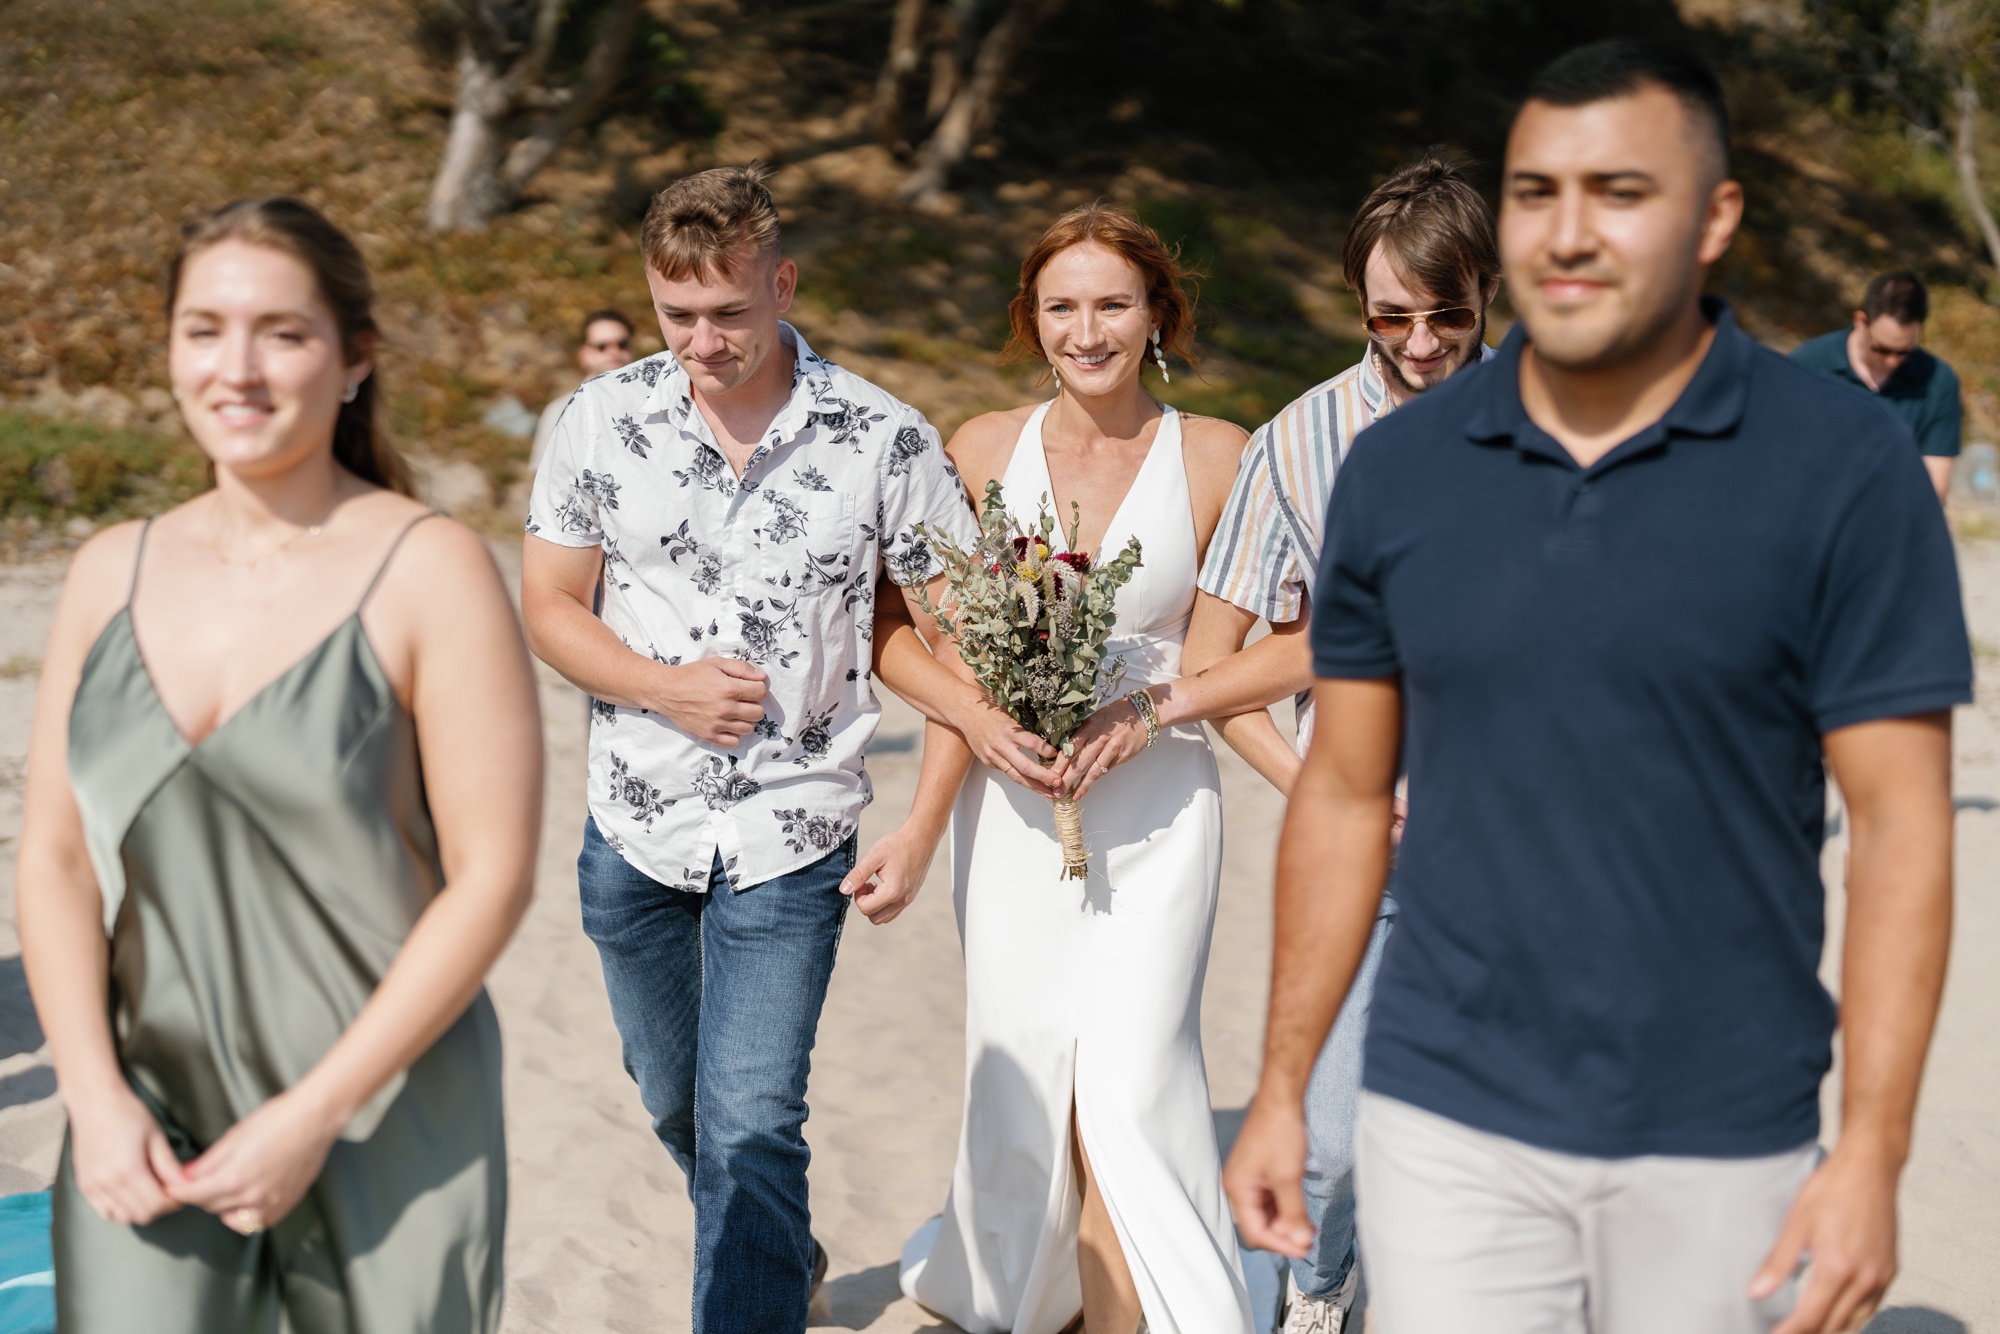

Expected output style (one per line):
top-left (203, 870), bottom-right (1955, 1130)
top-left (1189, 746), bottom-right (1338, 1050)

top-left (918, 480), bottom-right (1143, 879)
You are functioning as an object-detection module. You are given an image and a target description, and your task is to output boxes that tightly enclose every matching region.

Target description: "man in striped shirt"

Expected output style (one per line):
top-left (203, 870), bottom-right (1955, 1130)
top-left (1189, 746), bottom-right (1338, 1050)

top-left (1186, 153), bottom-right (1499, 1333)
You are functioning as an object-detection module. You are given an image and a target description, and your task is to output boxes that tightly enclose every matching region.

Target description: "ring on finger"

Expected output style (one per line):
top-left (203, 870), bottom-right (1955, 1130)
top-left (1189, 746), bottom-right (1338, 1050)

top-left (226, 1207), bottom-right (266, 1236)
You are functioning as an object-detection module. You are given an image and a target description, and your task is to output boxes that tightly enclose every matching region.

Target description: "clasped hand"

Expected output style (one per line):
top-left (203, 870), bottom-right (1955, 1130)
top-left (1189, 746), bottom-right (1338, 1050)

top-left (1058, 696), bottom-right (1150, 800)
top-left (955, 697), bottom-right (1064, 795)
top-left (953, 695), bottom-right (1147, 800)
top-left (652, 657), bottom-right (770, 748)
top-left (71, 1082), bottom-right (341, 1234)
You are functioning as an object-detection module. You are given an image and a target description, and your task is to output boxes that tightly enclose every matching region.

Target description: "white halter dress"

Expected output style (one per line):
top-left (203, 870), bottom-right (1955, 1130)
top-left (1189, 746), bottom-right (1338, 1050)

top-left (900, 403), bottom-right (1255, 1334)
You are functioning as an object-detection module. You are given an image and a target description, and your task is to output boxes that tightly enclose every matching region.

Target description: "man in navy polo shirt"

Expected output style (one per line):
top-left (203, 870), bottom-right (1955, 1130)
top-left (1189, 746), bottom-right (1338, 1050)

top-left (1225, 39), bottom-right (1969, 1334)
top-left (1792, 270), bottom-right (1963, 503)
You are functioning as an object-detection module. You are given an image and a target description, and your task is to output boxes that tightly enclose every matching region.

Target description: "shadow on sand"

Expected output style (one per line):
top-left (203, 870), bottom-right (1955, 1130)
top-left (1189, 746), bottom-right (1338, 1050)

top-left (811, 1260), bottom-right (903, 1330)
top-left (1865, 1309), bottom-right (1968, 1333)
top-left (0, 957), bottom-right (43, 1063)
top-left (0, 1066), bottom-right (55, 1112)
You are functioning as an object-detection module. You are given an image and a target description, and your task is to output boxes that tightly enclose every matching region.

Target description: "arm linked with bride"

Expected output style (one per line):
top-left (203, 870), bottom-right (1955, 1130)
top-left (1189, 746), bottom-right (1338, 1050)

top-left (1059, 405), bottom-right (1301, 800)
top-left (870, 584), bottom-right (1064, 794)
top-left (843, 578), bottom-right (1064, 926)
top-left (1064, 591), bottom-right (1308, 798)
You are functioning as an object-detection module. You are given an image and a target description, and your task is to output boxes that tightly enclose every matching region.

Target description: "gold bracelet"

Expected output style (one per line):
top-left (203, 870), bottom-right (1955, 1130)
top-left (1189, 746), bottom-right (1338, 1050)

top-left (1127, 688), bottom-right (1161, 748)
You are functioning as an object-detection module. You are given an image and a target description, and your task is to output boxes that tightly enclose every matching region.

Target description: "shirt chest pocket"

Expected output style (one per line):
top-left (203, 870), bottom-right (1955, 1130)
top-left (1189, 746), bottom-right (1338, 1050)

top-left (751, 488), bottom-right (862, 604)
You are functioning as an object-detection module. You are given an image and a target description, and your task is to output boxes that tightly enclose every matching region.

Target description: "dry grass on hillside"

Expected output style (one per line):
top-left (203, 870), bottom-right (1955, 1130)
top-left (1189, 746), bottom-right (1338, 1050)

top-left (2, 0), bottom-right (1997, 547)
top-left (0, 0), bottom-right (1367, 538)
top-left (2, 0), bottom-right (661, 498)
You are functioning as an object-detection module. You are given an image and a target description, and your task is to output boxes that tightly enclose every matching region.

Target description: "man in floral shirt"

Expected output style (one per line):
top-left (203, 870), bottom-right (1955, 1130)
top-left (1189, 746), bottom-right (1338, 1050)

top-left (521, 166), bottom-right (980, 1333)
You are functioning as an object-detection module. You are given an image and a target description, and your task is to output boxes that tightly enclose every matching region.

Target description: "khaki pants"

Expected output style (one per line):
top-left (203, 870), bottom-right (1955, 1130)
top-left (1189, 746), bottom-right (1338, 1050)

top-left (1355, 1093), bottom-right (1820, 1334)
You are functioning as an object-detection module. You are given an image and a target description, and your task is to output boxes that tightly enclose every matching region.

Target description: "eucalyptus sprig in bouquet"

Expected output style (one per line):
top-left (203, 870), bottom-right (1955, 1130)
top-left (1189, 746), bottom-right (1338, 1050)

top-left (918, 480), bottom-right (1143, 879)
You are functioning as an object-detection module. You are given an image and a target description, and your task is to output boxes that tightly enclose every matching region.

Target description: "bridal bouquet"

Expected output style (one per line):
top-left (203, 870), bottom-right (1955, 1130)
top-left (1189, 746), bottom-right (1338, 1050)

top-left (917, 480), bottom-right (1142, 880)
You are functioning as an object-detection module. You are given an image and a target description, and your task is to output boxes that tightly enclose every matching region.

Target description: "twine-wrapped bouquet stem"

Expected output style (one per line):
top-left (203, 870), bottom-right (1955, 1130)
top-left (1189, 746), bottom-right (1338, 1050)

top-left (917, 481), bottom-right (1143, 882)
top-left (1052, 793), bottom-right (1089, 880)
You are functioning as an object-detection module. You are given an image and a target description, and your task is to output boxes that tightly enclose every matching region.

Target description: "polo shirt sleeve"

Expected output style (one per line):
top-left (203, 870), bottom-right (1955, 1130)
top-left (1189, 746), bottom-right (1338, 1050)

top-left (1197, 423), bottom-right (1309, 623)
top-left (1310, 448), bottom-right (1399, 680)
top-left (1809, 447), bottom-right (1973, 733)
top-left (525, 385), bottom-right (604, 548)
top-left (1916, 360), bottom-right (1963, 457)
top-left (878, 411), bottom-right (978, 586)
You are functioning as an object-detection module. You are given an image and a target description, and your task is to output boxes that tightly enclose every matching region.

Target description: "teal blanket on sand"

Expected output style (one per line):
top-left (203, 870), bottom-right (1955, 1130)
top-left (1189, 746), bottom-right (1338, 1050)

top-left (0, 1193), bottom-right (52, 1334)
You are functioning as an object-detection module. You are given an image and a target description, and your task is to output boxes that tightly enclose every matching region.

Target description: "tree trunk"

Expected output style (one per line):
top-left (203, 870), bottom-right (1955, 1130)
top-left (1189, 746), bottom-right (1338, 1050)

top-left (428, 43), bottom-right (517, 233)
top-left (900, 0), bottom-right (1061, 205)
top-left (425, 0), bottom-right (636, 233)
top-left (925, 0), bottom-right (978, 123)
top-left (1953, 74), bottom-right (2000, 289)
top-left (872, 0), bottom-right (931, 148)
top-left (498, 0), bottom-right (644, 203)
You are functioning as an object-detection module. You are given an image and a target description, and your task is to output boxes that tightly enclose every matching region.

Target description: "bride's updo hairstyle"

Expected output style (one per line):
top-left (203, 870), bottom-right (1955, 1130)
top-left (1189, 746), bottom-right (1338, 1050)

top-left (166, 197), bottom-right (417, 497)
top-left (1003, 201), bottom-right (1199, 386)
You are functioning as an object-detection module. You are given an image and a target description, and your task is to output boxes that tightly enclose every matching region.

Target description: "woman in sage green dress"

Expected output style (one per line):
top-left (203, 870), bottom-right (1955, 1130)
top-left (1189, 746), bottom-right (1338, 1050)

top-left (14, 197), bottom-right (544, 1332)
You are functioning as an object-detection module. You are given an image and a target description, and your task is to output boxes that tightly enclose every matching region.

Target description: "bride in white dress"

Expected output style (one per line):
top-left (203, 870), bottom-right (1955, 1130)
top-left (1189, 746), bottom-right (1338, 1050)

top-left (897, 203), bottom-right (1287, 1334)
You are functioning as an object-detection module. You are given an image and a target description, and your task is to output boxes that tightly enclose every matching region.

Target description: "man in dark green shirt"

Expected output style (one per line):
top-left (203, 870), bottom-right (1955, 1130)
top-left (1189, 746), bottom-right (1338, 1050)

top-left (1791, 270), bottom-right (1962, 502)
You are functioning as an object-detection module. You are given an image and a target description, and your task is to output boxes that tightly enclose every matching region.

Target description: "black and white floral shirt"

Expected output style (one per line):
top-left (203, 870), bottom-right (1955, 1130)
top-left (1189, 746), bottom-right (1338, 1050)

top-left (527, 324), bottom-right (977, 892)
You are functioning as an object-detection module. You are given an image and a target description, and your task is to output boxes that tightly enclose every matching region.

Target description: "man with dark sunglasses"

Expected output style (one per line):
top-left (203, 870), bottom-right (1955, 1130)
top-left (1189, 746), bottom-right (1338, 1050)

top-left (531, 308), bottom-right (638, 468)
top-left (1791, 271), bottom-right (1962, 503)
top-left (1176, 151), bottom-right (1500, 1334)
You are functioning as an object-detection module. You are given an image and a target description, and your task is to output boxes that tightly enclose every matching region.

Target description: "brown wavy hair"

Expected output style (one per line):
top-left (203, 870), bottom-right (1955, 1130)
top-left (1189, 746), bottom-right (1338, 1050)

top-left (166, 198), bottom-right (416, 497)
top-left (1340, 150), bottom-right (1499, 311)
top-left (641, 165), bottom-right (782, 281)
top-left (1003, 201), bottom-right (1198, 385)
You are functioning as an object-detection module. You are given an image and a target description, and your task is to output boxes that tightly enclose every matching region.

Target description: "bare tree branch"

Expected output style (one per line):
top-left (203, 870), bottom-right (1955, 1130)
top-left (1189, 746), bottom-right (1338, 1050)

top-left (1954, 72), bottom-right (2000, 278)
top-left (926, 0), bottom-right (978, 123)
top-left (900, 0), bottom-right (1063, 205)
top-left (506, 0), bottom-right (569, 99)
top-left (464, 0), bottom-right (545, 67)
top-left (871, 0), bottom-right (931, 148)
top-left (426, 0), bottom-right (654, 232)
top-left (499, 0), bottom-right (644, 200)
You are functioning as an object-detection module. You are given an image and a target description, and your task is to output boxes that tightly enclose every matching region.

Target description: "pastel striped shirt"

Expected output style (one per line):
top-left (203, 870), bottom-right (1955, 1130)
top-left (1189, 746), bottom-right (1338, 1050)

top-left (1198, 345), bottom-right (1492, 751)
top-left (1200, 353), bottom-right (1388, 625)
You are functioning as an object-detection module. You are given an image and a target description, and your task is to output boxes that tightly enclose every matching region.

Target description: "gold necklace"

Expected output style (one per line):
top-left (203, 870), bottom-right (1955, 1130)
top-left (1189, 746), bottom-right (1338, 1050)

top-left (208, 494), bottom-right (341, 568)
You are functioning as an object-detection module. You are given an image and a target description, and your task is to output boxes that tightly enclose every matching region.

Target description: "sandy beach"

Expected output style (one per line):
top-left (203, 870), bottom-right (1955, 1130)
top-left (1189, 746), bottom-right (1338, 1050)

top-left (0, 535), bottom-right (1993, 1333)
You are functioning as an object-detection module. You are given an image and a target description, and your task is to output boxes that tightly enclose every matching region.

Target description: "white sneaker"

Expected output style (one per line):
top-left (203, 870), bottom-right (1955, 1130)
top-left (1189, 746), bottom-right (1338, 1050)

top-left (1278, 1266), bottom-right (1356, 1334)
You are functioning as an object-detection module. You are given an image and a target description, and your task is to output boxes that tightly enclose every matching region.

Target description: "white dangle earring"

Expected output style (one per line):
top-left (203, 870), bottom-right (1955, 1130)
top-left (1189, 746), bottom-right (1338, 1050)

top-left (341, 381), bottom-right (360, 404)
top-left (1151, 329), bottom-right (1170, 383)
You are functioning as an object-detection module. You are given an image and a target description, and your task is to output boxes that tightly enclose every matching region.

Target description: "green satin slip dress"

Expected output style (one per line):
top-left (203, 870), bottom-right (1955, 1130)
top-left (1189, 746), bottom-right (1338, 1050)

top-left (54, 514), bottom-right (506, 1333)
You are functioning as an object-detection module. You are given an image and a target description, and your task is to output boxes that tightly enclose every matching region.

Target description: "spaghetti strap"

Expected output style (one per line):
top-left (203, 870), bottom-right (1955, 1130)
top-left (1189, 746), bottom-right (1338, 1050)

top-left (357, 511), bottom-right (439, 612)
top-left (127, 518), bottom-right (156, 608)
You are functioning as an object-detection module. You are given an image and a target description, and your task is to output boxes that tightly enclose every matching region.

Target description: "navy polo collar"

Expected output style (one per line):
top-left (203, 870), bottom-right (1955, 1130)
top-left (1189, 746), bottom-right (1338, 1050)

top-left (1868, 345), bottom-right (1936, 399)
top-left (1464, 297), bottom-right (1752, 469)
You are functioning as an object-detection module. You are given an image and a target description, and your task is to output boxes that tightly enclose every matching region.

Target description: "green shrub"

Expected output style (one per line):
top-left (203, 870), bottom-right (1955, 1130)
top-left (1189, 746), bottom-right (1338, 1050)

top-left (0, 412), bottom-right (207, 521)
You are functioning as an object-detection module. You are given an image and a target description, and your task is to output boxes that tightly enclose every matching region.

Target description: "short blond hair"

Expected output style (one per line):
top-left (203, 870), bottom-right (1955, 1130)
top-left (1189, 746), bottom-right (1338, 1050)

top-left (640, 165), bottom-right (782, 281)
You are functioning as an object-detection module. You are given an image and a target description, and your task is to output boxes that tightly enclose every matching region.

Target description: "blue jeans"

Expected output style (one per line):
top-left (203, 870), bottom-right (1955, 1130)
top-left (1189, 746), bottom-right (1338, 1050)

top-left (577, 818), bottom-right (854, 1334)
top-left (1294, 907), bottom-right (1395, 1304)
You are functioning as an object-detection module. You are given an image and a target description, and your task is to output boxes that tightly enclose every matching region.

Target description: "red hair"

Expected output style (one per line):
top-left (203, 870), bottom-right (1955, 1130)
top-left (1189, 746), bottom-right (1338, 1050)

top-left (1003, 201), bottom-right (1198, 382)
